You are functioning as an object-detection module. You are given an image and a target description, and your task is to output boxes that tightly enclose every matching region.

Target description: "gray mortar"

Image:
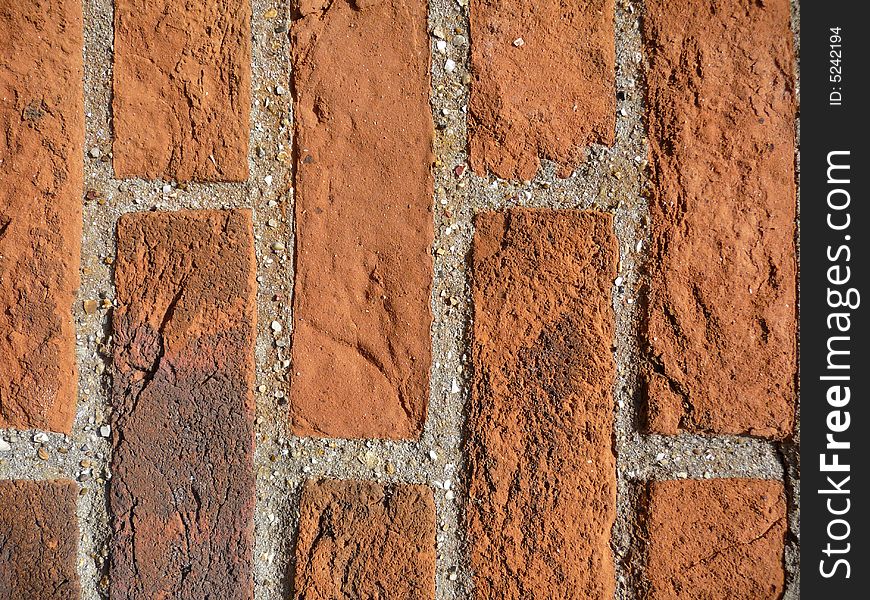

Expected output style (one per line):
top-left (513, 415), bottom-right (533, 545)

top-left (0, 0), bottom-right (800, 598)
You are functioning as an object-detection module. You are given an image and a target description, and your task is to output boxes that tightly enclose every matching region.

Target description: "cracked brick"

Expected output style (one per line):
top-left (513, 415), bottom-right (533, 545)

top-left (292, 479), bottom-right (436, 599)
top-left (0, 479), bottom-right (81, 599)
top-left (109, 209), bottom-right (256, 599)
top-left (646, 479), bottom-right (787, 600)
top-left (466, 209), bottom-right (618, 600)
top-left (469, 0), bottom-right (615, 180)
top-left (641, 0), bottom-right (797, 438)
top-left (289, 0), bottom-right (433, 440)
top-left (0, 0), bottom-right (83, 433)
top-left (112, 0), bottom-right (252, 181)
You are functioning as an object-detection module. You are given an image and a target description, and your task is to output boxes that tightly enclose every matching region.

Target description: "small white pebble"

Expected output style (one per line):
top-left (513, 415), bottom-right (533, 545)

top-left (450, 379), bottom-right (460, 394)
top-left (436, 40), bottom-right (447, 53)
top-left (270, 320), bottom-right (283, 333)
top-left (0, 439), bottom-right (11, 452)
top-left (264, 175), bottom-right (273, 186)
top-left (445, 490), bottom-right (455, 501)
top-left (429, 449), bottom-right (438, 461)
top-left (33, 432), bottom-right (50, 443)
top-left (614, 276), bottom-right (624, 287)
top-left (444, 59), bottom-right (456, 73)
top-left (99, 424), bottom-right (111, 438)
top-left (513, 37), bottom-right (525, 47)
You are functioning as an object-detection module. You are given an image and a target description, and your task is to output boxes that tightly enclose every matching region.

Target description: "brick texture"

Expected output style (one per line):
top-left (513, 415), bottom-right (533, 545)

top-left (289, 0), bottom-right (433, 440)
top-left (0, 0), bottom-right (83, 433)
top-left (0, 479), bottom-right (81, 599)
top-left (641, 0), bottom-right (796, 438)
top-left (646, 479), bottom-right (786, 600)
top-left (466, 209), bottom-right (617, 600)
top-left (110, 210), bottom-right (256, 599)
top-left (469, 0), bottom-right (615, 180)
top-left (112, 0), bottom-right (251, 181)
top-left (293, 479), bottom-right (436, 599)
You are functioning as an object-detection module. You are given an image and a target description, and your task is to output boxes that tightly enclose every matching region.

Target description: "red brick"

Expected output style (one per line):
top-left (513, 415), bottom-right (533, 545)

top-left (0, 479), bottom-right (81, 598)
top-left (110, 210), bottom-right (256, 599)
top-left (646, 479), bottom-right (786, 600)
top-left (112, 0), bottom-right (251, 181)
top-left (466, 209), bottom-right (617, 600)
top-left (469, 0), bottom-right (615, 180)
top-left (293, 479), bottom-right (435, 599)
top-left (641, 0), bottom-right (796, 438)
top-left (289, 0), bottom-right (433, 440)
top-left (0, 0), bottom-right (83, 433)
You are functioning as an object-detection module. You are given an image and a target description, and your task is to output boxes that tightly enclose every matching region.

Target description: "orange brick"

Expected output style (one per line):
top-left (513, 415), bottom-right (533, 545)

top-left (469, 0), bottom-right (615, 179)
top-left (0, 480), bottom-right (81, 598)
top-left (112, 0), bottom-right (251, 181)
top-left (110, 210), bottom-right (256, 598)
top-left (466, 209), bottom-right (618, 600)
top-left (641, 0), bottom-right (796, 438)
top-left (646, 479), bottom-right (787, 600)
top-left (289, 0), bottom-right (433, 440)
top-left (0, 0), bottom-right (83, 433)
top-left (293, 479), bottom-right (436, 599)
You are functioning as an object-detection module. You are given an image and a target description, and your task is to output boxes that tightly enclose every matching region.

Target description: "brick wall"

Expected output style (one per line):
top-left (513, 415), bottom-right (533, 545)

top-left (0, 1), bottom-right (799, 599)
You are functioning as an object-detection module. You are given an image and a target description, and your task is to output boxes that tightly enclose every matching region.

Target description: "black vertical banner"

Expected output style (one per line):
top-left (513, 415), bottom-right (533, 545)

top-left (801, 2), bottom-right (869, 597)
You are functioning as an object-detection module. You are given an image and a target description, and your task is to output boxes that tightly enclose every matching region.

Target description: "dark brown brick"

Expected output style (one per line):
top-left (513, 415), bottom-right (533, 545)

top-left (466, 209), bottom-right (617, 600)
top-left (0, 0), bottom-right (83, 433)
top-left (289, 0), bottom-right (433, 440)
top-left (0, 479), bottom-right (81, 599)
top-left (110, 209), bottom-right (256, 599)
top-left (646, 479), bottom-right (787, 600)
top-left (641, 0), bottom-right (796, 438)
top-left (469, 0), bottom-right (615, 180)
top-left (293, 479), bottom-right (436, 599)
top-left (112, 0), bottom-right (251, 181)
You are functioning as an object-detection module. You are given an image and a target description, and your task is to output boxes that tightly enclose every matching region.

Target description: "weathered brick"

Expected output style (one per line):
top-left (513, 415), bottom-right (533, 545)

top-left (110, 209), bottom-right (256, 599)
top-left (641, 0), bottom-right (796, 438)
top-left (293, 479), bottom-right (435, 599)
top-left (646, 479), bottom-right (786, 600)
top-left (0, 0), bottom-right (83, 433)
top-left (0, 479), bottom-right (81, 599)
top-left (469, 0), bottom-right (615, 180)
top-left (466, 209), bottom-right (617, 600)
top-left (289, 0), bottom-right (433, 440)
top-left (112, 0), bottom-right (251, 181)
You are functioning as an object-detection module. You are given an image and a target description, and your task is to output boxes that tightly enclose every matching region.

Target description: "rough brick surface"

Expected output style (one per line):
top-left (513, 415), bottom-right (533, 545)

top-left (0, 0), bottom-right (83, 433)
top-left (469, 0), bottom-right (615, 180)
top-left (466, 209), bottom-right (617, 600)
top-left (0, 479), bottom-right (81, 599)
top-left (641, 0), bottom-right (796, 438)
top-left (110, 210), bottom-right (256, 599)
top-left (289, 0), bottom-right (433, 440)
top-left (293, 479), bottom-right (436, 599)
top-left (646, 479), bottom-right (786, 600)
top-left (112, 0), bottom-right (251, 181)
